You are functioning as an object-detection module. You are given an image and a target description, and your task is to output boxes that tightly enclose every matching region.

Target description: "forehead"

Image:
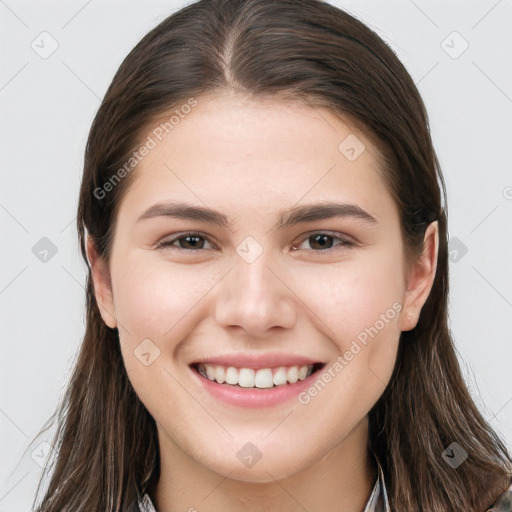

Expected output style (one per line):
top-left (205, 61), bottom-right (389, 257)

top-left (115, 93), bottom-right (396, 228)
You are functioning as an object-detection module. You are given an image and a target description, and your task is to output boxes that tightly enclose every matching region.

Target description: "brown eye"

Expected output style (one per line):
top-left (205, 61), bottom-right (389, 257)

top-left (292, 232), bottom-right (355, 252)
top-left (156, 232), bottom-right (214, 251)
top-left (309, 233), bottom-right (335, 250)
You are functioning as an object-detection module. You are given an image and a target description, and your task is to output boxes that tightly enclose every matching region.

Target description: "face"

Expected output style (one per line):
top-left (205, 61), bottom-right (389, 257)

top-left (89, 92), bottom-right (438, 482)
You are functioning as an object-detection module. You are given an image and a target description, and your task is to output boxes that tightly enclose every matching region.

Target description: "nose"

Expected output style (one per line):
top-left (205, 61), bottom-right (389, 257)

top-left (214, 250), bottom-right (297, 337)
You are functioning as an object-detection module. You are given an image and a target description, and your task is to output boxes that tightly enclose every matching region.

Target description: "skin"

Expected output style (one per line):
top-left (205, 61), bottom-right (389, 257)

top-left (87, 91), bottom-right (438, 512)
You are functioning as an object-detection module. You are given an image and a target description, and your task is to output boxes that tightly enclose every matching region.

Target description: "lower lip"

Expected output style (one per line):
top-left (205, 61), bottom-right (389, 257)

top-left (190, 365), bottom-right (321, 408)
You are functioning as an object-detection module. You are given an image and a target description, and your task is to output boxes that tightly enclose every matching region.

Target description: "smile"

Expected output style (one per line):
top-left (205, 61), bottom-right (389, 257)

top-left (193, 362), bottom-right (324, 389)
top-left (190, 361), bottom-right (326, 408)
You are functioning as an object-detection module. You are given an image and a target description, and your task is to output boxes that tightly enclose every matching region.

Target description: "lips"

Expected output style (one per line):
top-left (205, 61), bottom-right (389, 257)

top-left (189, 357), bottom-right (326, 408)
top-left (189, 352), bottom-right (326, 390)
top-left (187, 352), bottom-right (326, 407)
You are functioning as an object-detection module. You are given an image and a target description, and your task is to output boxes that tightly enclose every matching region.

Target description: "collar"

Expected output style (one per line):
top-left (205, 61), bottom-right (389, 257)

top-left (138, 455), bottom-right (391, 512)
top-left (487, 481), bottom-right (512, 511)
top-left (364, 454), bottom-right (391, 512)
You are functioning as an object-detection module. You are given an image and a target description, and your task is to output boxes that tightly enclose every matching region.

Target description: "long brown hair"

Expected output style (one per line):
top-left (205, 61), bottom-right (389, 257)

top-left (32, 1), bottom-right (512, 510)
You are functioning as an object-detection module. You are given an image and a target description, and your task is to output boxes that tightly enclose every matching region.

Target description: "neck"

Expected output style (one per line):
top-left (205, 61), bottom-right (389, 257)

top-left (153, 417), bottom-right (377, 512)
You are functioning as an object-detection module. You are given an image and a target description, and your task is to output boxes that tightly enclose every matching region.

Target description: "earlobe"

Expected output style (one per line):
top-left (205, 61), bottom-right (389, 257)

top-left (400, 221), bottom-right (439, 332)
top-left (86, 235), bottom-right (118, 329)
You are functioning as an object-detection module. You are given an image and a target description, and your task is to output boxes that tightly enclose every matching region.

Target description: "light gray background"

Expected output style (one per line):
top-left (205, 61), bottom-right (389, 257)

top-left (1, 1), bottom-right (511, 510)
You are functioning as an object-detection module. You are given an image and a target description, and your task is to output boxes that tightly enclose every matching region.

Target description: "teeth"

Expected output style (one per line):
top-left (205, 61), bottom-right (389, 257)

top-left (298, 365), bottom-right (308, 380)
top-left (254, 368), bottom-right (273, 388)
top-left (196, 363), bottom-right (315, 388)
top-left (287, 366), bottom-right (298, 383)
top-left (239, 368), bottom-right (255, 388)
top-left (205, 365), bottom-right (215, 380)
top-left (225, 366), bottom-right (238, 385)
top-left (273, 367), bottom-right (288, 386)
top-left (214, 366), bottom-right (225, 383)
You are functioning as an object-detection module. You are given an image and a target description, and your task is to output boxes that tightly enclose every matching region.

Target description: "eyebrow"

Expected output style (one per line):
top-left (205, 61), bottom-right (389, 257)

top-left (136, 200), bottom-right (378, 228)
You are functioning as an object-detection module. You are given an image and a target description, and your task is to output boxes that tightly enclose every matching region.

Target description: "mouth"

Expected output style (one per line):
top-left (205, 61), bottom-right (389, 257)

top-left (190, 362), bottom-right (326, 389)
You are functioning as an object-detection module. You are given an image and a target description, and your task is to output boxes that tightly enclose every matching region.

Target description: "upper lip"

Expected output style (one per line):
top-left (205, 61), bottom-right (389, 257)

top-left (190, 352), bottom-right (325, 369)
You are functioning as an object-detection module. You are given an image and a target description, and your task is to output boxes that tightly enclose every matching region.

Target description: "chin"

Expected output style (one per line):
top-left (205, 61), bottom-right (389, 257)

top-left (200, 443), bottom-right (315, 483)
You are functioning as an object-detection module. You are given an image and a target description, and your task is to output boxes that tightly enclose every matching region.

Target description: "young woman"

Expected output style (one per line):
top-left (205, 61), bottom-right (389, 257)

top-left (32, 1), bottom-right (512, 511)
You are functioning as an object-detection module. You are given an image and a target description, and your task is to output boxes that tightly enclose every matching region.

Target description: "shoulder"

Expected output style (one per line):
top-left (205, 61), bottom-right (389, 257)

top-left (487, 482), bottom-right (512, 512)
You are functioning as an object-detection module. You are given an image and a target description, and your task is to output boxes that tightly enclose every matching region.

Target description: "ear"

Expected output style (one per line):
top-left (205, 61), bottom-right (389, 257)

top-left (399, 221), bottom-right (439, 332)
top-left (86, 235), bottom-right (117, 329)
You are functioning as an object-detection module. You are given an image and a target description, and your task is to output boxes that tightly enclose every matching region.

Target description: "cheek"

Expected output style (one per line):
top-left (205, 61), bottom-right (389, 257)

top-left (111, 257), bottom-right (224, 395)
top-left (110, 258), bottom-right (214, 420)
top-left (113, 257), bottom-right (215, 342)
top-left (304, 251), bottom-right (404, 336)
top-left (297, 250), bottom-right (404, 382)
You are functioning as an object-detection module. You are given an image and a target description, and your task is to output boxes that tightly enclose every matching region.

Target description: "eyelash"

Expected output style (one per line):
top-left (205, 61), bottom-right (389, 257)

top-left (155, 231), bottom-right (356, 254)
